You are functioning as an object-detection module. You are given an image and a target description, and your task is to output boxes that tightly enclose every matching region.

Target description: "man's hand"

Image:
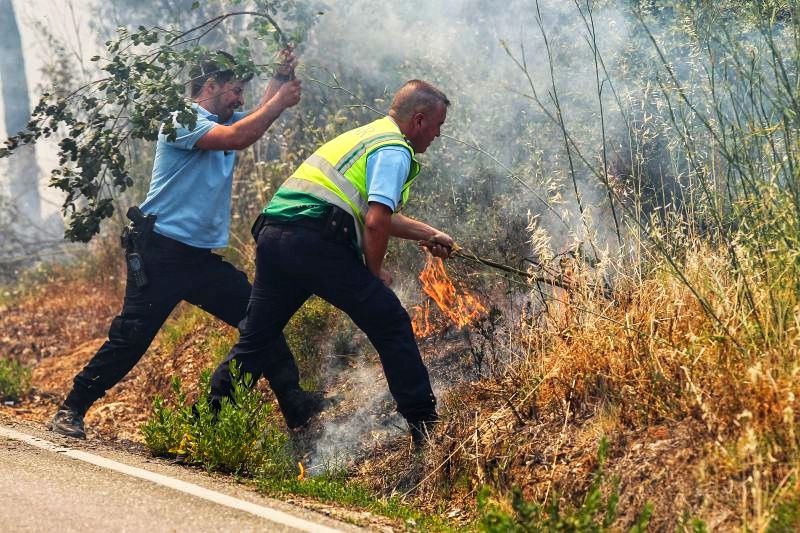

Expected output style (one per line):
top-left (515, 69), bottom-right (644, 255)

top-left (389, 214), bottom-right (454, 258)
top-left (379, 268), bottom-right (393, 286)
top-left (420, 231), bottom-right (454, 258)
top-left (256, 47), bottom-right (298, 108)
top-left (271, 79), bottom-right (302, 110)
top-left (273, 47), bottom-right (297, 81)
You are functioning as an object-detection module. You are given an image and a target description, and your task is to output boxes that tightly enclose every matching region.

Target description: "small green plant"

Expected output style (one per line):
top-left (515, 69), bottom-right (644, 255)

top-left (140, 377), bottom-right (191, 456)
top-left (141, 365), bottom-right (294, 477)
top-left (478, 438), bottom-right (653, 532)
top-left (0, 358), bottom-right (31, 402)
top-left (767, 497), bottom-right (800, 532)
top-left (141, 365), bottom-right (454, 528)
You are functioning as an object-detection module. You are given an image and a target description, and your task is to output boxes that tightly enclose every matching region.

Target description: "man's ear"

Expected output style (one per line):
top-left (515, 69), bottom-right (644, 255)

top-left (201, 77), bottom-right (218, 95)
top-left (413, 112), bottom-right (425, 128)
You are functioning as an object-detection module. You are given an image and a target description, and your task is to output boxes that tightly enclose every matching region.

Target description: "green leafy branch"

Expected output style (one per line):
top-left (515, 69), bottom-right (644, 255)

top-left (0, 1), bottom-right (314, 242)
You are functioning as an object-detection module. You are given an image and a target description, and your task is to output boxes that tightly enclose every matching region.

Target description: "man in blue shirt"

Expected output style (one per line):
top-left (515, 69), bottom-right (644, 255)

top-left (51, 51), bottom-right (311, 439)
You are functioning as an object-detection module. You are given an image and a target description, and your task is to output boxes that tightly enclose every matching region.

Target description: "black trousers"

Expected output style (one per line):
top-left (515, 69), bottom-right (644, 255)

top-left (209, 222), bottom-right (437, 423)
top-left (64, 232), bottom-right (299, 412)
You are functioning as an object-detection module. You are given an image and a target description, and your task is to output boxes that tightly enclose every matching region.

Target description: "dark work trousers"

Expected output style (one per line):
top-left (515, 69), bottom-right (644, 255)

top-left (210, 222), bottom-right (437, 423)
top-left (64, 231), bottom-right (299, 413)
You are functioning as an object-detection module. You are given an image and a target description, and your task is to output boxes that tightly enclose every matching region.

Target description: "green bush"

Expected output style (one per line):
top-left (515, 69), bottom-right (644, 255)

top-left (0, 358), bottom-right (31, 402)
top-left (140, 378), bottom-right (190, 456)
top-left (478, 439), bottom-right (653, 532)
top-left (141, 365), bottom-right (294, 477)
top-left (141, 367), bottom-right (450, 528)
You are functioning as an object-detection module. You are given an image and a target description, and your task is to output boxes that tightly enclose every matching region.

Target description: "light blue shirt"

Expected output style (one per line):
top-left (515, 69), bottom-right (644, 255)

top-left (140, 104), bottom-right (245, 248)
top-left (366, 146), bottom-right (412, 212)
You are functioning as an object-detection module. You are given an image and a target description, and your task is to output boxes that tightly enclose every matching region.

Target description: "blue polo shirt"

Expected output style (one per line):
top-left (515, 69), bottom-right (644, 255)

top-left (366, 146), bottom-right (411, 212)
top-left (140, 104), bottom-right (245, 248)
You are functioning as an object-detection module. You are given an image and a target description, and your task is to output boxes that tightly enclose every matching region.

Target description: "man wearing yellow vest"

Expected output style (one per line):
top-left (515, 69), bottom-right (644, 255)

top-left (208, 80), bottom-right (453, 445)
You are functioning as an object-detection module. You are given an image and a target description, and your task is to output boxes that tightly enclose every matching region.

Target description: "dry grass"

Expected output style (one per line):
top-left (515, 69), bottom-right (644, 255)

top-left (356, 237), bottom-right (798, 530)
top-left (2, 231), bottom-right (798, 529)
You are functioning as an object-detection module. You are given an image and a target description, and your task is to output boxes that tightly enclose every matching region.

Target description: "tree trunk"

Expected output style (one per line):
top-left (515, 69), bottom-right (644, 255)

top-left (0, 0), bottom-right (42, 226)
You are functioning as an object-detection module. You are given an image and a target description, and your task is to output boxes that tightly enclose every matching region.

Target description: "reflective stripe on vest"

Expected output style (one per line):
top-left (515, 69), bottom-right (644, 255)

top-left (281, 175), bottom-right (366, 249)
top-left (277, 117), bottom-right (420, 250)
top-left (298, 154), bottom-right (370, 219)
top-left (335, 132), bottom-right (406, 174)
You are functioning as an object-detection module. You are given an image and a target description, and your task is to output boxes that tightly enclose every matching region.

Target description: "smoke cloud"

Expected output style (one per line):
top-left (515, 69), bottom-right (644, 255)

top-left (307, 357), bottom-right (405, 473)
top-left (300, 0), bottom-right (633, 252)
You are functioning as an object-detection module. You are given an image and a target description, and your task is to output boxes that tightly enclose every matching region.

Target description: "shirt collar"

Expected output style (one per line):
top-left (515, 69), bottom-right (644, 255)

top-left (192, 102), bottom-right (217, 121)
top-left (191, 102), bottom-right (237, 125)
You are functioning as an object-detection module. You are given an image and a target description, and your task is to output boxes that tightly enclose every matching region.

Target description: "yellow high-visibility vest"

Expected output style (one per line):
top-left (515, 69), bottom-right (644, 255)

top-left (276, 116), bottom-right (421, 249)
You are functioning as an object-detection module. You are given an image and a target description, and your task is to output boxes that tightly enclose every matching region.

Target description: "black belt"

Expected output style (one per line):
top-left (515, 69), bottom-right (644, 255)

top-left (253, 208), bottom-right (356, 244)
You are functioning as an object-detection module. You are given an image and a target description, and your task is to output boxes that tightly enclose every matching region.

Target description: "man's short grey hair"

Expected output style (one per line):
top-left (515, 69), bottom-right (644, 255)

top-left (390, 80), bottom-right (450, 121)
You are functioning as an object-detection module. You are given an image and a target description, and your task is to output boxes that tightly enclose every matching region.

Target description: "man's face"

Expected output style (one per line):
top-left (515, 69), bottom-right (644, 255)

top-left (407, 103), bottom-right (447, 154)
top-left (211, 80), bottom-right (246, 121)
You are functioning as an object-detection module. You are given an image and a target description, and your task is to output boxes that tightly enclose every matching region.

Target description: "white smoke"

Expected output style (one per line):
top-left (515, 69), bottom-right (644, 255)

top-left (307, 357), bottom-right (405, 473)
top-left (299, 0), bottom-right (634, 253)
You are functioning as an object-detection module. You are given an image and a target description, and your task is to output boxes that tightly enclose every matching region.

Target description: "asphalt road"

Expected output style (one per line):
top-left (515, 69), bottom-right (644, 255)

top-left (0, 421), bottom-right (361, 533)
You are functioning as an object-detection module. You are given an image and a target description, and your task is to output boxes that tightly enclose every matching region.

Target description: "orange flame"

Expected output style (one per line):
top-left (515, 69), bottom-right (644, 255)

top-left (412, 300), bottom-right (435, 338)
top-left (411, 254), bottom-right (487, 337)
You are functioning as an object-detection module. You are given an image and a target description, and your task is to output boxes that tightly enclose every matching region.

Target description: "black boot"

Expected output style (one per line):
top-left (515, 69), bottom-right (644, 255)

top-left (50, 404), bottom-right (87, 439)
top-left (274, 388), bottom-right (326, 429)
top-left (408, 415), bottom-right (439, 449)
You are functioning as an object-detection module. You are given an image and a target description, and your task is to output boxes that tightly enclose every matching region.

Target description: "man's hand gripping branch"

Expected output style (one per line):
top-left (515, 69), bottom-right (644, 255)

top-left (196, 47), bottom-right (301, 152)
top-left (363, 202), bottom-right (454, 286)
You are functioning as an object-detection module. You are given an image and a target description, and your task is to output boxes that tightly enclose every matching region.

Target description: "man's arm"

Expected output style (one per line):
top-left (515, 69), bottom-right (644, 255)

top-left (196, 80), bottom-right (300, 151)
top-left (364, 202), bottom-right (394, 284)
top-left (364, 205), bottom-right (454, 287)
top-left (390, 213), bottom-right (454, 258)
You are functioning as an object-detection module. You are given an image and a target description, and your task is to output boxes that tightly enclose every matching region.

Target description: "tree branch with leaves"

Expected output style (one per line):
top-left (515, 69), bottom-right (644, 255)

top-left (0, 0), bottom-right (317, 242)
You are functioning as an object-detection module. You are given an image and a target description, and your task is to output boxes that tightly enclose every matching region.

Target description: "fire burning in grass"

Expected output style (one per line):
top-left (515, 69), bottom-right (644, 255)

top-left (412, 254), bottom-right (487, 337)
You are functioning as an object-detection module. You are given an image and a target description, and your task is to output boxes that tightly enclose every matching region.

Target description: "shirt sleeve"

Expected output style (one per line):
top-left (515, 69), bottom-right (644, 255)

top-left (366, 146), bottom-right (412, 212)
top-left (160, 112), bottom-right (218, 151)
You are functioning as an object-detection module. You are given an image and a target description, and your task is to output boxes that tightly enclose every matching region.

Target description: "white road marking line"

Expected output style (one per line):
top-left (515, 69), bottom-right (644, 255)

top-left (0, 425), bottom-right (344, 533)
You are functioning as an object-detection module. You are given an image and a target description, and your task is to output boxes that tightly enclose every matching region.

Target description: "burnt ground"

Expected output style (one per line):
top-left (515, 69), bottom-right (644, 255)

top-left (0, 271), bottom-right (735, 531)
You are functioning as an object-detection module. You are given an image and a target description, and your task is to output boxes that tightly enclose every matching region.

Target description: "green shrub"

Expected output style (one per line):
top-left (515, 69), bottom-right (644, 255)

top-left (140, 378), bottom-right (191, 456)
top-left (141, 365), bottom-right (294, 477)
top-left (478, 439), bottom-right (653, 532)
top-left (0, 358), bottom-right (31, 402)
top-left (142, 367), bottom-right (450, 528)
